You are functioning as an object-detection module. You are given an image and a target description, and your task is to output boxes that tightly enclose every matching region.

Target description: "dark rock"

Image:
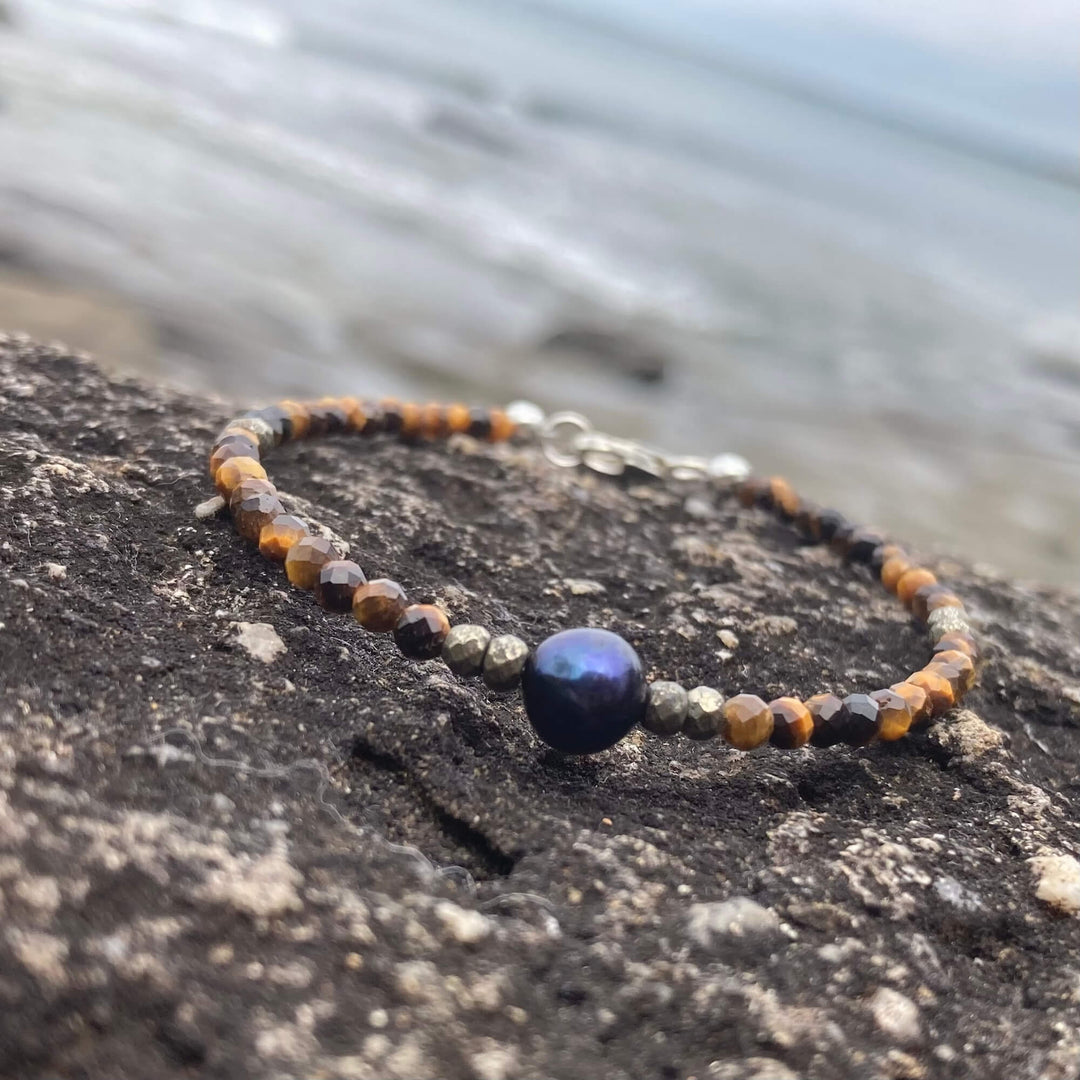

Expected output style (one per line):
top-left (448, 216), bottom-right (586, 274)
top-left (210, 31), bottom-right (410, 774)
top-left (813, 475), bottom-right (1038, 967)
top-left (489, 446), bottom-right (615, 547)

top-left (0, 333), bottom-right (1078, 1079)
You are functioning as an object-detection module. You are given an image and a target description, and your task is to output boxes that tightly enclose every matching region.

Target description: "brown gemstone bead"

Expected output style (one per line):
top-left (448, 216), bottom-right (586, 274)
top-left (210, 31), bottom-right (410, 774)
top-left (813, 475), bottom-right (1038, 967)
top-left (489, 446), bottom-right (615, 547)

top-left (419, 403), bottom-right (449, 439)
top-left (769, 697), bottom-right (813, 749)
top-left (353, 578), bottom-right (409, 632)
top-left (394, 604), bottom-right (451, 659)
top-left (870, 543), bottom-right (905, 573)
top-left (215, 455), bottom-right (268, 498)
top-left (346, 398), bottom-right (370, 432)
top-left (896, 567), bottom-right (937, 609)
top-left (445, 403), bottom-right (471, 434)
top-left (930, 650), bottom-right (976, 694)
top-left (465, 408), bottom-right (493, 440)
top-left (279, 400), bottom-right (311, 440)
top-left (846, 528), bottom-right (886, 564)
top-left (829, 520), bottom-right (856, 557)
top-left (234, 491), bottom-right (285, 543)
top-left (307, 398), bottom-right (350, 435)
top-left (258, 514), bottom-right (309, 561)
top-left (488, 408), bottom-right (516, 442)
top-left (880, 555), bottom-right (912, 593)
top-left (209, 434), bottom-right (259, 479)
top-left (911, 583), bottom-right (963, 622)
top-left (932, 632), bottom-right (978, 662)
top-left (889, 681), bottom-right (932, 728)
top-left (737, 477), bottom-right (764, 509)
top-left (906, 670), bottom-right (955, 716)
top-left (314, 560), bottom-right (366, 613)
top-left (722, 694), bottom-right (774, 750)
top-left (870, 688), bottom-right (913, 741)
top-left (337, 396), bottom-right (361, 425)
top-left (795, 501), bottom-right (822, 541)
top-left (284, 535), bottom-right (340, 590)
top-left (229, 477), bottom-right (276, 514)
top-left (839, 693), bottom-right (882, 746)
top-left (767, 477), bottom-right (800, 521)
top-left (806, 692), bottom-right (846, 747)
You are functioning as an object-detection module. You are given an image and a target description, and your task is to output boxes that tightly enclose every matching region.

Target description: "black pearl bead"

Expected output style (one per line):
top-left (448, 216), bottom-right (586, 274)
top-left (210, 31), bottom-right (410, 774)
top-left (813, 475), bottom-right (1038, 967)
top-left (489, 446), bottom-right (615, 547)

top-left (521, 628), bottom-right (647, 755)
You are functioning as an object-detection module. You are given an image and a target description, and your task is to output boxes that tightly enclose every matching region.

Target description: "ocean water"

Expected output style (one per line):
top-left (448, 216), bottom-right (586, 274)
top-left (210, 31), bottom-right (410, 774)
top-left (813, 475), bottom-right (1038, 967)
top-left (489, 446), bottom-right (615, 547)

top-left (0, 0), bottom-right (1078, 581)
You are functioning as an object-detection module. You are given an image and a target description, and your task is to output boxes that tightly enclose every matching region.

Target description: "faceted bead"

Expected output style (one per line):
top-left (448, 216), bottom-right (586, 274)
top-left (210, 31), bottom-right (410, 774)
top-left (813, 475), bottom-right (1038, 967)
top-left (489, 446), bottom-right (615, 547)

top-left (806, 692), bottom-right (846, 747)
top-left (521, 628), bottom-right (647, 755)
top-left (870, 688), bottom-right (913, 741)
top-left (483, 634), bottom-right (530, 691)
top-left (445, 403), bottom-right (472, 434)
top-left (930, 650), bottom-right (976, 695)
top-left (284, 535), bottom-right (340, 590)
top-left (419, 403), bottom-right (450, 439)
top-left (258, 514), bottom-right (309, 561)
top-left (881, 555), bottom-right (912, 593)
top-left (306, 399), bottom-right (350, 435)
top-left (246, 406), bottom-right (291, 445)
top-left (380, 399), bottom-right (422, 439)
top-left (465, 408), bottom-right (493, 440)
top-left (352, 578), bottom-right (409, 632)
top-left (769, 697), bottom-right (813, 749)
top-left (642, 681), bottom-right (688, 737)
top-left (314, 560), bottom-right (366, 613)
top-left (684, 686), bottom-right (724, 741)
top-left (926, 606), bottom-right (972, 643)
top-left (839, 693), bottom-right (882, 746)
top-left (911, 583), bottom-right (963, 623)
top-left (234, 491), bottom-right (285, 543)
top-left (767, 477), bottom-right (799, 520)
top-left (441, 624), bottom-right (491, 676)
top-left (222, 415), bottom-right (276, 452)
top-left (870, 543), bottom-right (905, 574)
top-left (722, 693), bottom-right (774, 750)
top-left (345, 399), bottom-right (370, 433)
top-left (906, 670), bottom-right (955, 716)
top-left (394, 604), bottom-right (451, 659)
top-left (846, 528), bottom-right (886, 565)
top-left (209, 434), bottom-right (259, 479)
top-left (932, 632), bottom-right (978, 662)
top-left (815, 509), bottom-right (848, 543)
top-left (279, 400), bottom-right (312, 440)
top-left (229, 477), bottom-right (277, 514)
top-left (830, 520), bottom-right (856, 557)
top-left (897, 568), bottom-right (938, 609)
top-left (890, 681), bottom-right (932, 728)
top-left (488, 408), bottom-right (516, 442)
top-left (215, 456), bottom-right (267, 498)
top-left (356, 401), bottom-right (386, 436)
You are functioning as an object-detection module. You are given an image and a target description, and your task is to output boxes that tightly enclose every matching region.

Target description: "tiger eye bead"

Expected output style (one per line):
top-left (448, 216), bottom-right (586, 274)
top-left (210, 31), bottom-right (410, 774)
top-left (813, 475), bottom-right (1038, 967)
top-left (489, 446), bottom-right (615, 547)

top-left (419, 403), bottom-right (449, 439)
top-left (795, 501), bottom-right (823, 542)
top-left (215, 456), bottom-right (268, 498)
top-left (839, 693), bottom-right (882, 746)
top-left (815, 509), bottom-right (847, 543)
top-left (352, 578), bottom-right (409, 632)
top-left (870, 688), bottom-right (913, 741)
top-left (806, 692), bottom-right (846, 747)
top-left (870, 543), bottom-right (905, 574)
top-left (932, 632), bottom-right (979, 662)
top-left (930, 650), bottom-right (976, 695)
top-left (830, 520), bottom-right (856, 557)
top-left (314, 560), bottom-right (366, 613)
top-left (488, 408), bottom-right (517, 443)
top-left (284, 535), bottom-right (340, 590)
top-left (445, 404), bottom-right (472, 434)
top-left (234, 491), bottom-right (285, 543)
top-left (307, 399), bottom-right (350, 435)
top-left (279, 400), bottom-right (312, 440)
top-left (259, 514), bottom-right (309, 561)
top-left (906, 670), bottom-right (955, 716)
top-left (847, 528), bottom-right (886, 565)
top-left (881, 555), bottom-right (912, 593)
top-left (722, 693), bottom-right (774, 750)
top-left (890, 681), bottom-right (932, 728)
top-left (465, 408), bottom-right (493, 440)
top-left (229, 477), bottom-right (277, 514)
top-left (394, 604), bottom-right (451, 660)
top-left (767, 477), bottom-right (800, 521)
top-left (769, 697), bottom-right (813, 749)
top-left (209, 434), bottom-right (259, 479)
top-left (897, 568), bottom-right (938, 609)
top-left (912, 583), bottom-right (963, 623)
top-left (737, 477), bottom-right (767, 509)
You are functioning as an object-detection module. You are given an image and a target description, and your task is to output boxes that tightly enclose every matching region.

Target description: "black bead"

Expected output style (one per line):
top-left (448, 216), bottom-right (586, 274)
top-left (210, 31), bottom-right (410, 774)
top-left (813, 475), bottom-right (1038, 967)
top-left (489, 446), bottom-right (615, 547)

top-left (809, 694), bottom-right (847, 747)
top-left (314, 560), bottom-right (366, 613)
top-left (816, 509), bottom-right (847, 542)
top-left (308, 402), bottom-right (349, 435)
top-left (839, 694), bottom-right (881, 746)
top-left (847, 528), bottom-right (886, 565)
top-left (466, 408), bottom-right (492, 440)
top-left (830, 520), bottom-right (856, 557)
top-left (358, 402), bottom-right (386, 436)
top-left (869, 544), bottom-right (893, 573)
top-left (393, 605), bottom-right (450, 660)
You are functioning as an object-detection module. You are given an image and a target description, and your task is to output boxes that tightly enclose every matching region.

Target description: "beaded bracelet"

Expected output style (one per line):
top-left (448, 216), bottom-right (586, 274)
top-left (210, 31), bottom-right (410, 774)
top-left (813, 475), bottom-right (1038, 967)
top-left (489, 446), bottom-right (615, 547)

top-left (207, 397), bottom-right (978, 757)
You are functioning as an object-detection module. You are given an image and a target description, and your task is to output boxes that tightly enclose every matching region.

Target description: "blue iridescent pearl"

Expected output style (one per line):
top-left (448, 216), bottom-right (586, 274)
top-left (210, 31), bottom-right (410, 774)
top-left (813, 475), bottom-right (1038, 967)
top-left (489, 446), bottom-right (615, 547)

top-left (521, 628), bottom-right (647, 754)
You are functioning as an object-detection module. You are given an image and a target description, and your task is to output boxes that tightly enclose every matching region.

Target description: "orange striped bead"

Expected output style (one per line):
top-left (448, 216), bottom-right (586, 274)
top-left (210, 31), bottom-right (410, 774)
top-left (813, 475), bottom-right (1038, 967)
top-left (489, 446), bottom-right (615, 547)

top-left (722, 694), bottom-right (774, 750)
top-left (889, 681), bottom-right (931, 727)
top-left (880, 556), bottom-right (912, 593)
top-left (445, 403), bottom-right (471, 434)
top-left (215, 456), bottom-right (267, 498)
top-left (488, 408), bottom-right (516, 442)
top-left (420, 403), bottom-right (449, 438)
top-left (930, 650), bottom-right (976, 694)
top-left (279, 400), bottom-right (311, 439)
top-left (870, 688), bottom-right (913, 741)
top-left (906, 670), bottom-right (955, 716)
top-left (767, 476), bottom-right (800, 520)
top-left (769, 697), bottom-right (813, 749)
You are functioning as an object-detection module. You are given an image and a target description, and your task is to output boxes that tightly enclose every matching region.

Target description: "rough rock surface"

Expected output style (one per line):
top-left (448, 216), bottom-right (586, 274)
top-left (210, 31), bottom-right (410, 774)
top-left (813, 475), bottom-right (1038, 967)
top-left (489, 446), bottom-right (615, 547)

top-left (0, 334), bottom-right (1078, 1080)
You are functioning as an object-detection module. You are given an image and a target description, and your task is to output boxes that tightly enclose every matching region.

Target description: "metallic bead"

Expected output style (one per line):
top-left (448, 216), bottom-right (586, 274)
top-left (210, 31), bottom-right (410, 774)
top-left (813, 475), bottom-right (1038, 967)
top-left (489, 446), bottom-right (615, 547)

top-left (505, 400), bottom-right (545, 434)
top-left (927, 606), bottom-right (972, 643)
top-left (483, 634), bottom-right (530, 691)
top-left (642, 680), bottom-right (688, 737)
top-left (223, 415), bottom-right (276, 452)
top-left (442, 624), bottom-right (491, 677)
top-left (683, 685), bottom-right (724, 740)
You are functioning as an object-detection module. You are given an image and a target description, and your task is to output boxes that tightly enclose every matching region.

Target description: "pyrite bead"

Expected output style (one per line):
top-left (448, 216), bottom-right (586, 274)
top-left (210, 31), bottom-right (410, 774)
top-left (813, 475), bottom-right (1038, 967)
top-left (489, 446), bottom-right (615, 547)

top-left (642, 681), bottom-right (688, 737)
top-left (483, 634), bottom-right (530, 691)
top-left (927, 606), bottom-right (972, 643)
top-left (234, 491), bottom-right (285, 543)
top-left (839, 693), bottom-right (882, 745)
top-left (684, 686), bottom-right (724, 740)
top-left (441, 624), bottom-right (491, 676)
top-left (870, 688), bottom-right (913, 741)
top-left (807, 692), bottom-right (846, 747)
top-left (394, 604), bottom-right (451, 660)
top-left (284, 535), bottom-right (340, 590)
top-left (259, 514), bottom-right (309, 561)
top-left (353, 578), bottom-right (409, 632)
top-left (722, 693), bottom-right (773, 750)
top-left (769, 697), bottom-right (814, 749)
top-left (215, 455), bottom-right (268, 498)
top-left (314, 560), bottom-right (366, 613)
top-left (223, 415), bottom-right (276, 452)
top-left (912, 583), bottom-right (963, 623)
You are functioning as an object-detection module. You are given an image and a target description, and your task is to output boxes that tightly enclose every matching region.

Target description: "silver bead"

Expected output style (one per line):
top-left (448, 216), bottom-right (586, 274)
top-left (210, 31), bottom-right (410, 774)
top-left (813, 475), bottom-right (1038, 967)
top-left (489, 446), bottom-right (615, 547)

top-left (707, 453), bottom-right (751, 484)
top-left (642, 680), bottom-right (688, 737)
top-left (483, 634), bottom-right (530, 691)
top-left (927, 606), bottom-right (972, 643)
top-left (684, 685), bottom-right (724, 740)
top-left (505, 400), bottom-right (545, 435)
top-left (223, 415), bottom-right (276, 452)
top-left (442, 624), bottom-right (491, 677)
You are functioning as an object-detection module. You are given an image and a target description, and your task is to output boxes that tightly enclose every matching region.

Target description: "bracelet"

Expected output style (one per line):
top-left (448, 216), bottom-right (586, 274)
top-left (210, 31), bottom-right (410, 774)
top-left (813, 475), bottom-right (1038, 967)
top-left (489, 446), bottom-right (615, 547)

top-left (207, 396), bottom-right (978, 757)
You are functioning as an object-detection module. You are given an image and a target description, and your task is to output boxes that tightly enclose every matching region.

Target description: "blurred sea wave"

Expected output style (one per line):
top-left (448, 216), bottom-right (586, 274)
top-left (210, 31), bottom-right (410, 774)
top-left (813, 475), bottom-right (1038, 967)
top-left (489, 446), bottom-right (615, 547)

top-left (0, 0), bottom-right (1078, 581)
